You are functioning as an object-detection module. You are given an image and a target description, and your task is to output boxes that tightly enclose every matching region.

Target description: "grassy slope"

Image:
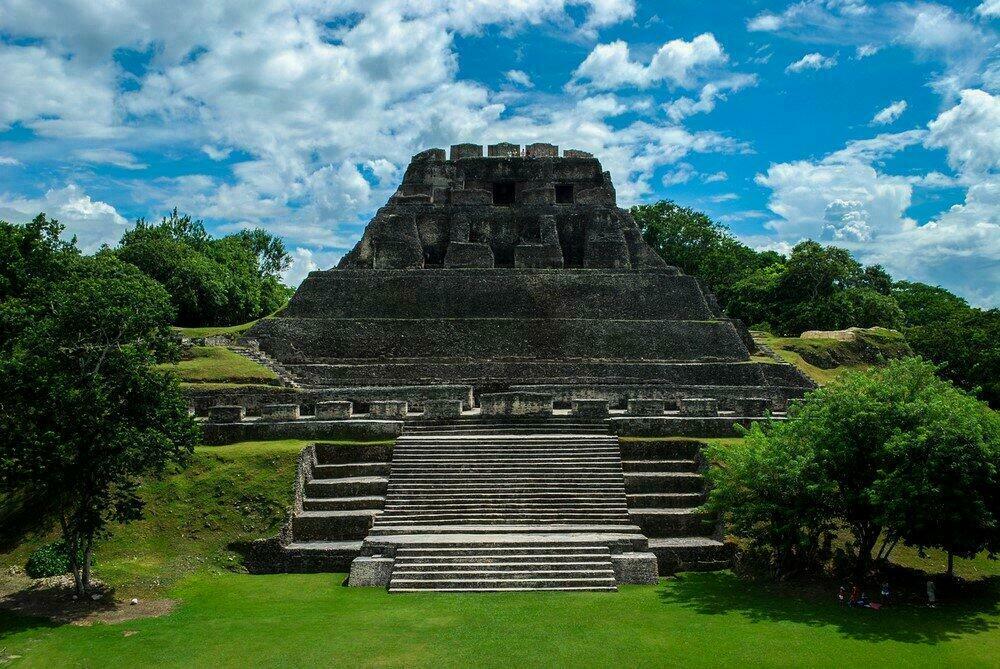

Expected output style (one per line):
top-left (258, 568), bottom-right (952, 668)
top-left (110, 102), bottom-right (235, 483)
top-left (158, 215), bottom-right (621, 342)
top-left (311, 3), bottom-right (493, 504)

top-left (753, 331), bottom-right (909, 385)
top-left (156, 346), bottom-right (278, 386)
top-left (0, 441), bottom-right (307, 596)
top-left (173, 321), bottom-right (258, 339)
top-left (2, 572), bottom-right (998, 668)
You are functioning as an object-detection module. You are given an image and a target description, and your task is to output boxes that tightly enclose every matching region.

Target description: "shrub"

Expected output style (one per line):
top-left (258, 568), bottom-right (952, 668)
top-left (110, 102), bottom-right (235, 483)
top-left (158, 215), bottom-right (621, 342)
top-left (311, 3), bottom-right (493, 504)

top-left (25, 540), bottom-right (86, 579)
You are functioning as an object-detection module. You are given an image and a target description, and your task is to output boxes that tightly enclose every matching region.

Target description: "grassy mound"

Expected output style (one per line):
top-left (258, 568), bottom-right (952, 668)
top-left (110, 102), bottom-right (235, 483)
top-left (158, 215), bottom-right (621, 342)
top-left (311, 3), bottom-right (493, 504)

top-left (157, 346), bottom-right (279, 386)
top-left (0, 441), bottom-right (308, 596)
top-left (755, 329), bottom-right (912, 385)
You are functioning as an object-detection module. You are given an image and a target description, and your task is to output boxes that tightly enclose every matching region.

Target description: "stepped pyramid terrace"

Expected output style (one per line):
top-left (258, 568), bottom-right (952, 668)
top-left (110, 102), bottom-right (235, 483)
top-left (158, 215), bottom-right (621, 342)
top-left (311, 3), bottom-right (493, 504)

top-left (217, 142), bottom-right (815, 591)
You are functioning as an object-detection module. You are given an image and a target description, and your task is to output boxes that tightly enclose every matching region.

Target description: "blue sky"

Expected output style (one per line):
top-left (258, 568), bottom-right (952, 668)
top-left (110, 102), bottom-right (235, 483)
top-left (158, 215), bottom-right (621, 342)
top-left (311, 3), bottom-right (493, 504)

top-left (0, 1), bottom-right (997, 304)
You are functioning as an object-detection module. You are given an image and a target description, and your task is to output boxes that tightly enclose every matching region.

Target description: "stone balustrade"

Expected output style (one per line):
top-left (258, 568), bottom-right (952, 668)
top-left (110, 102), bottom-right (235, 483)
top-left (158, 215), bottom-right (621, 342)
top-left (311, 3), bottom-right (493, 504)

top-left (627, 399), bottom-right (665, 416)
top-left (572, 399), bottom-right (609, 418)
top-left (480, 392), bottom-right (553, 418)
top-left (315, 401), bottom-right (353, 420)
top-left (678, 398), bottom-right (719, 417)
top-left (262, 404), bottom-right (301, 421)
top-left (369, 400), bottom-right (409, 418)
top-left (422, 399), bottom-right (463, 419)
top-left (729, 397), bottom-right (771, 417)
top-left (208, 405), bottom-right (245, 423)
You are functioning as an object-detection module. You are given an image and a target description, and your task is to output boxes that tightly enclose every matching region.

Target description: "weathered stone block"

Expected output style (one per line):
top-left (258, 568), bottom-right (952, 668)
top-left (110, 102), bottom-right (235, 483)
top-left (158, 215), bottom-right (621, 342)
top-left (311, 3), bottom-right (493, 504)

top-left (525, 142), bottom-right (558, 158)
top-left (450, 143), bottom-right (483, 160)
top-left (572, 399), bottom-right (609, 418)
top-left (564, 149), bottom-right (593, 158)
top-left (347, 556), bottom-right (394, 587)
top-left (520, 186), bottom-right (554, 205)
top-left (262, 404), bottom-right (300, 421)
top-left (373, 240), bottom-right (423, 269)
top-left (488, 142), bottom-right (520, 157)
top-left (450, 189), bottom-right (492, 205)
top-left (444, 241), bottom-right (495, 268)
top-left (480, 392), bottom-right (553, 418)
top-left (413, 148), bottom-right (446, 161)
top-left (369, 400), bottom-right (408, 418)
top-left (514, 243), bottom-right (564, 269)
top-left (208, 405), bottom-right (244, 423)
top-left (422, 399), bottom-right (463, 419)
top-left (315, 401), bottom-right (352, 420)
top-left (611, 552), bottom-right (659, 585)
top-left (679, 398), bottom-right (719, 417)
top-left (729, 397), bottom-right (770, 417)
top-left (628, 399), bottom-right (665, 416)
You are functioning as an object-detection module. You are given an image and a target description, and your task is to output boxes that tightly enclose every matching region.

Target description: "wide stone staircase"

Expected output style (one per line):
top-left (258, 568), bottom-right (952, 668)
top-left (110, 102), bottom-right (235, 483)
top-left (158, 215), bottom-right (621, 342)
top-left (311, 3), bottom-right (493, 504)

top-left (358, 430), bottom-right (648, 592)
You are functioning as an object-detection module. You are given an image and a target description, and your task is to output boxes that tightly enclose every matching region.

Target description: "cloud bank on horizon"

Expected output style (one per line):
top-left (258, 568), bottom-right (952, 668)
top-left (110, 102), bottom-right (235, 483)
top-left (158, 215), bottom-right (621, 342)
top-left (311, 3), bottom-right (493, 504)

top-left (0, 0), bottom-right (997, 305)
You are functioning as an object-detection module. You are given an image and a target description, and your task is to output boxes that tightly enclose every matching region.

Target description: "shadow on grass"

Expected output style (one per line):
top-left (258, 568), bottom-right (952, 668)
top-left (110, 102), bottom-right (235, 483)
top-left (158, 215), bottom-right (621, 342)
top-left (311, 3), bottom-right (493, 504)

top-left (659, 571), bottom-right (1000, 644)
top-left (0, 608), bottom-right (59, 641)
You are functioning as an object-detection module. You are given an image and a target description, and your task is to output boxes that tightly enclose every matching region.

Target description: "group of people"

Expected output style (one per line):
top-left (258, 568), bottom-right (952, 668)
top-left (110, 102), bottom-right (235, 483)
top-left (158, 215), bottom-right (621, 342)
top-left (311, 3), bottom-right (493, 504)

top-left (838, 579), bottom-right (939, 609)
top-left (838, 582), bottom-right (891, 610)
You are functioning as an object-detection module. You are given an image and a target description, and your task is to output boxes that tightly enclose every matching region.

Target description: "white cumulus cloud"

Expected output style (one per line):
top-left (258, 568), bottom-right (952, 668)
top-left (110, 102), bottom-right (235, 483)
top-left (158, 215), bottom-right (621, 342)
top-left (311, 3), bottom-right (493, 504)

top-left (786, 52), bottom-right (837, 73)
top-left (872, 100), bottom-right (908, 125)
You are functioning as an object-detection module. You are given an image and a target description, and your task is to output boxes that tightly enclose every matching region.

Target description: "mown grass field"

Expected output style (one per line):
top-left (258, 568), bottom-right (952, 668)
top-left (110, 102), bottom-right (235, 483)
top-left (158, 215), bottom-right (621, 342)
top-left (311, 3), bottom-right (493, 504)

top-left (2, 570), bottom-right (998, 668)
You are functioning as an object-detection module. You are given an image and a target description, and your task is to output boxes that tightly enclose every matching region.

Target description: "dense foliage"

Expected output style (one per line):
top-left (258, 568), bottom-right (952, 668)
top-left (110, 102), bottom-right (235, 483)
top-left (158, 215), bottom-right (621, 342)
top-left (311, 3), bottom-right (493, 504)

top-left (633, 200), bottom-right (998, 406)
top-left (0, 215), bottom-right (199, 594)
top-left (25, 539), bottom-right (87, 579)
top-left (113, 209), bottom-right (293, 326)
top-left (705, 358), bottom-right (1000, 579)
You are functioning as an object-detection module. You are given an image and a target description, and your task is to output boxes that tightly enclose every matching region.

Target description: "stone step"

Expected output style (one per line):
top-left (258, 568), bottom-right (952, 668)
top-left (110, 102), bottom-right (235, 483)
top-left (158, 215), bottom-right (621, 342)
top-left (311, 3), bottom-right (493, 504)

top-left (368, 523), bottom-right (641, 536)
top-left (389, 581), bottom-right (617, 592)
top-left (393, 554), bottom-right (610, 564)
top-left (313, 462), bottom-right (391, 478)
top-left (303, 495), bottom-right (386, 511)
top-left (618, 439), bottom-right (702, 460)
top-left (626, 492), bottom-right (705, 508)
top-left (315, 442), bottom-right (394, 465)
top-left (647, 537), bottom-right (730, 574)
top-left (382, 502), bottom-right (628, 511)
top-left (629, 508), bottom-right (712, 537)
top-left (364, 532), bottom-right (649, 551)
top-left (621, 460), bottom-right (698, 473)
top-left (305, 476), bottom-right (388, 498)
top-left (375, 515), bottom-right (631, 524)
top-left (391, 568), bottom-right (616, 580)
top-left (624, 473), bottom-right (704, 493)
top-left (292, 510), bottom-right (379, 541)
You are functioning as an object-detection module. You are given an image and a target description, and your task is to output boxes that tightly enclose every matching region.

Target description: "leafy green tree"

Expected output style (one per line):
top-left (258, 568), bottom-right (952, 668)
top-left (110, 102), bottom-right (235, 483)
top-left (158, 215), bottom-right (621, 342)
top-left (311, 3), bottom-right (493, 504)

top-left (873, 377), bottom-right (1000, 578)
top-left (704, 424), bottom-right (834, 576)
top-left (114, 209), bottom-right (293, 326)
top-left (905, 308), bottom-right (1000, 407)
top-left (0, 231), bottom-right (199, 594)
top-left (707, 358), bottom-right (999, 579)
top-left (893, 281), bottom-right (969, 326)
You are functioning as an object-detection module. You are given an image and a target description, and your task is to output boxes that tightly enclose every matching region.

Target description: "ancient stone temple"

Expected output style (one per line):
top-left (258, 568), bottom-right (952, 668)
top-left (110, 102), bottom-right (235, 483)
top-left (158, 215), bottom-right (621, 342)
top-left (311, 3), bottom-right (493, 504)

top-left (248, 142), bottom-right (809, 409)
top-left (243, 143), bottom-right (813, 591)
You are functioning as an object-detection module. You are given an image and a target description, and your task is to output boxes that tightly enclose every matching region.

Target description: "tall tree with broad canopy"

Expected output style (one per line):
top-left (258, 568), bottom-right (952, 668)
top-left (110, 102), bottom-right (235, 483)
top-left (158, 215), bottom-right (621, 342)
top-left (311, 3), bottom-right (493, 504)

top-left (0, 217), bottom-right (199, 594)
top-left (706, 358), bottom-right (999, 579)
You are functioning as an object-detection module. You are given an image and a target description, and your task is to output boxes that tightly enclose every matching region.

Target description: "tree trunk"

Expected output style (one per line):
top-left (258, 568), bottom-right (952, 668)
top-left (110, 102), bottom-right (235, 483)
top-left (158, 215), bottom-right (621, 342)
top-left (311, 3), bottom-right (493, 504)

top-left (82, 536), bottom-right (94, 594)
top-left (854, 526), bottom-right (879, 580)
top-left (947, 551), bottom-right (955, 580)
top-left (60, 515), bottom-right (84, 596)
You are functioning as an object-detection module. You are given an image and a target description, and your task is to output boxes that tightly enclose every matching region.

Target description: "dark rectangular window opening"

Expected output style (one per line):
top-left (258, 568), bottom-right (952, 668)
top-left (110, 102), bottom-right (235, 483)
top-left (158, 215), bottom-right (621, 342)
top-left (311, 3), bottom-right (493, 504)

top-left (555, 184), bottom-right (574, 204)
top-left (492, 181), bottom-right (516, 205)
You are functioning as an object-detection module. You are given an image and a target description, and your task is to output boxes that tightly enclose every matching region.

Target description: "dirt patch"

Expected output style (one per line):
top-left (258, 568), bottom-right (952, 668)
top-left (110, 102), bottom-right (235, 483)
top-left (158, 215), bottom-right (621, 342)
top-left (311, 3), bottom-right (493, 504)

top-left (0, 573), bottom-right (176, 626)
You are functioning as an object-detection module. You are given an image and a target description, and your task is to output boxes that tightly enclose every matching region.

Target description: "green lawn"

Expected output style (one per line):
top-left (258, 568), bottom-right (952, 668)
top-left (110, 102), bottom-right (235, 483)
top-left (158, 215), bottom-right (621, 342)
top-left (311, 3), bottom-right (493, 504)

top-left (1, 571), bottom-right (998, 668)
top-left (156, 346), bottom-right (278, 385)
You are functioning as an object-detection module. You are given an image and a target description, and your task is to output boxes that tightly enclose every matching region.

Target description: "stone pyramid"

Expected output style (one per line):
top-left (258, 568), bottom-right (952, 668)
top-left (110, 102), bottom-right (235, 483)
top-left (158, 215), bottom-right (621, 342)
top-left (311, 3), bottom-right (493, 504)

top-left (247, 142), bottom-right (811, 409)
